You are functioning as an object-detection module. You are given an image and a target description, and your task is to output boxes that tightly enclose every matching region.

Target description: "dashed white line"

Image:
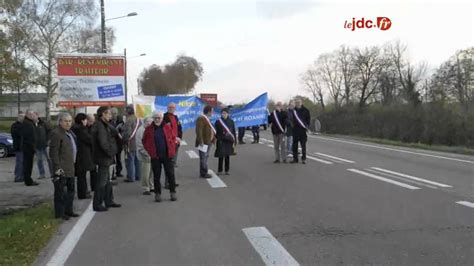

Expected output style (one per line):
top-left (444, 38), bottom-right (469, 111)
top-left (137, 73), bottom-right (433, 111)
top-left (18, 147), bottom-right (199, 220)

top-left (207, 170), bottom-right (227, 188)
top-left (306, 155), bottom-right (333, 165)
top-left (371, 167), bottom-right (452, 188)
top-left (348, 168), bottom-right (420, 190)
top-left (315, 152), bottom-right (355, 163)
top-left (267, 144), bottom-right (274, 148)
top-left (180, 140), bottom-right (188, 146)
top-left (456, 201), bottom-right (474, 208)
top-left (47, 202), bottom-right (95, 266)
top-left (310, 135), bottom-right (474, 164)
top-left (243, 227), bottom-right (300, 266)
top-left (186, 150), bottom-right (199, 159)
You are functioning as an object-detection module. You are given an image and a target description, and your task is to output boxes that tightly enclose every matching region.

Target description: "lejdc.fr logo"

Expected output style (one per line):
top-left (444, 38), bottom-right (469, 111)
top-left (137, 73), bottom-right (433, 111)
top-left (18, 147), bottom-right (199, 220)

top-left (344, 17), bottom-right (392, 31)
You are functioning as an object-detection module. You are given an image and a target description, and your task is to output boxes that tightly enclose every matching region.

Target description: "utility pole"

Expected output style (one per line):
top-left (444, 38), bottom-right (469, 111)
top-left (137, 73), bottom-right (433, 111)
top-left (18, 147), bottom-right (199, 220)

top-left (100, 0), bottom-right (106, 53)
top-left (124, 48), bottom-right (127, 104)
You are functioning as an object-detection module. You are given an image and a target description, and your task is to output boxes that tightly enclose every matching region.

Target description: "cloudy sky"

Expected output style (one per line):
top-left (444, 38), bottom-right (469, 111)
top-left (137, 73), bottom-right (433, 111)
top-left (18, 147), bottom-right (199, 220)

top-left (105, 0), bottom-right (473, 104)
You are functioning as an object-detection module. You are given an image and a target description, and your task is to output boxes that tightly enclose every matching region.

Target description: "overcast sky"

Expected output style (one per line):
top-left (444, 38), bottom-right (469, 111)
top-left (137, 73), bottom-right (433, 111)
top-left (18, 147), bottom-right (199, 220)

top-left (105, 0), bottom-right (473, 104)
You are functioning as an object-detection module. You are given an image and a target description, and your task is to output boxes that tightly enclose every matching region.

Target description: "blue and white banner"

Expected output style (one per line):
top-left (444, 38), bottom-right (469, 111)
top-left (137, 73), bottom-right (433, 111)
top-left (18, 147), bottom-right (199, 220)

top-left (133, 93), bottom-right (268, 131)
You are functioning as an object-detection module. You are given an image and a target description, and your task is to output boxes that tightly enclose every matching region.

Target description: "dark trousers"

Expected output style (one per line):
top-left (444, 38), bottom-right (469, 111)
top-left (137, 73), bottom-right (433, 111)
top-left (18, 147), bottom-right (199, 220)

top-left (14, 151), bottom-right (24, 182)
top-left (292, 132), bottom-right (307, 162)
top-left (115, 147), bottom-right (123, 176)
top-left (90, 169), bottom-right (97, 192)
top-left (199, 144), bottom-right (212, 177)
top-left (218, 156), bottom-right (230, 172)
top-left (252, 127), bottom-right (260, 142)
top-left (76, 169), bottom-right (89, 199)
top-left (166, 145), bottom-right (180, 185)
top-left (53, 177), bottom-right (75, 218)
top-left (93, 165), bottom-right (114, 209)
top-left (238, 127), bottom-right (245, 142)
top-left (23, 149), bottom-right (35, 185)
top-left (152, 158), bottom-right (176, 194)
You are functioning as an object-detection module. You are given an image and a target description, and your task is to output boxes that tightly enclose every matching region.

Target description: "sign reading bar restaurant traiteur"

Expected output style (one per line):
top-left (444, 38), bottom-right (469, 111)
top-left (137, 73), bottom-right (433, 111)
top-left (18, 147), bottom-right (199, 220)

top-left (57, 53), bottom-right (126, 107)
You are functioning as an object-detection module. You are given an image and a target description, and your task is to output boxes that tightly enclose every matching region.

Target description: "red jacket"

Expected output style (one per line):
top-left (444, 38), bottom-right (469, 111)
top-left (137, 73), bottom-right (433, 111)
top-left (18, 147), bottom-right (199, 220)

top-left (143, 123), bottom-right (177, 160)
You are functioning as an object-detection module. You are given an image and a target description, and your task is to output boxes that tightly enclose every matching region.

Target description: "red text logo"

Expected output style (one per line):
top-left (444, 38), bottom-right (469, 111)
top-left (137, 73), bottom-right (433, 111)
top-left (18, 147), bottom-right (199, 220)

top-left (344, 17), bottom-right (392, 31)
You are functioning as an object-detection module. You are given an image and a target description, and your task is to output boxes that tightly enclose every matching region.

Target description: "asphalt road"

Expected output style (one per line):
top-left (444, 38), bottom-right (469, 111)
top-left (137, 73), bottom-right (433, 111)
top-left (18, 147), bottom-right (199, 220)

top-left (39, 130), bottom-right (474, 265)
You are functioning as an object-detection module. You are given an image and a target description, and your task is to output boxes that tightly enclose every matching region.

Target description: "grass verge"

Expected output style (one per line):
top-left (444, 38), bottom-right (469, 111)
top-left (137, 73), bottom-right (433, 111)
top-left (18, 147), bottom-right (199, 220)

top-left (0, 202), bottom-right (60, 265)
top-left (319, 133), bottom-right (474, 156)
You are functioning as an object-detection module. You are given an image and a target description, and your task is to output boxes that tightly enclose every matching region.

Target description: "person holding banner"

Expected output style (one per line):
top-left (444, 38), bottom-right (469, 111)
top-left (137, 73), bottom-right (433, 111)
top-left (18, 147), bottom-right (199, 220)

top-left (214, 108), bottom-right (237, 175)
top-left (291, 98), bottom-right (311, 164)
top-left (195, 105), bottom-right (216, 179)
top-left (268, 102), bottom-right (288, 163)
top-left (122, 105), bottom-right (141, 183)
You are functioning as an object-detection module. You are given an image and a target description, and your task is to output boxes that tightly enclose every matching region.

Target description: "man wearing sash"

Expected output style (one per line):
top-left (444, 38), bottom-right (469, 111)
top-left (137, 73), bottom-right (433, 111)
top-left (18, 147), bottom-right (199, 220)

top-left (214, 108), bottom-right (237, 175)
top-left (122, 105), bottom-right (142, 183)
top-left (268, 102), bottom-right (288, 163)
top-left (291, 98), bottom-right (311, 164)
top-left (195, 106), bottom-right (216, 178)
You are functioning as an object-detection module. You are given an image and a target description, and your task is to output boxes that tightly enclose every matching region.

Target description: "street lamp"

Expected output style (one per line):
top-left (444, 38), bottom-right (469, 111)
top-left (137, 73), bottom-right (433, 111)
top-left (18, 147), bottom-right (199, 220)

top-left (100, 0), bottom-right (138, 53)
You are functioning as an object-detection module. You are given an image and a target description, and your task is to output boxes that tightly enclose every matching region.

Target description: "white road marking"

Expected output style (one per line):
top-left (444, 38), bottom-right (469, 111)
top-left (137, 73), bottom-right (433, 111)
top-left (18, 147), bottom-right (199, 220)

top-left (310, 135), bottom-right (474, 164)
top-left (315, 152), bottom-right (355, 163)
top-left (456, 201), bottom-right (474, 208)
top-left (267, 144), bottom-right (274, 148)
top-left (243, 227), bottom-right (300, 266)
top-left (371, 167), bottom-right (452, 188)
top-left (186, 150), bottom-right (199, 159)
top-left (306, 155), bottom-right (333, 165)
top-left (180, 140), bottom-right (187, 146)
top-left (207, 170), bottom-right (227, 188)
top-left (366, 169), bottom-right (438, 189)
top-left (47, 202), bottom-right (95, 266)
top-left (348, 169), bottom-right (420, 190)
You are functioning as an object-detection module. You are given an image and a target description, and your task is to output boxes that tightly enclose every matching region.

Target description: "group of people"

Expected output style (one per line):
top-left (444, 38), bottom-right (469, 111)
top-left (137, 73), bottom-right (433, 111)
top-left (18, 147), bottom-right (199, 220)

top-left (9, 97), bottom-right (310, 220)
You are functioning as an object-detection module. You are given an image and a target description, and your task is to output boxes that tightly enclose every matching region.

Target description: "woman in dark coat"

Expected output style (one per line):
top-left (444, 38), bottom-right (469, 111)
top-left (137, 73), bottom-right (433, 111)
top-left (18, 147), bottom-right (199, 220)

top-left (72, 113), bottom-right (95, 199)
top-left (214, 108), bottom-right (236, 175)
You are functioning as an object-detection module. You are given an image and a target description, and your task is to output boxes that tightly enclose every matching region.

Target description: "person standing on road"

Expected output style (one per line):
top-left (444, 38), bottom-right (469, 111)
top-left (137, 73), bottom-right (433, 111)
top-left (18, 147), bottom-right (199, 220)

top-left (122, 105), bottom-right (141, 183)
top-left (72, 113), bottom-right (94, 199)
top-left (291, 98), bottom-right (311, 164)
top-left (163, 102), bottom-right (182, 188)
top-left (92, 106), bottom-right (122, 212)
top-left (22, 110), bottom-right (39, 186)
top-left (143, 111), bottom-right (178, 202)
top-left (87, 114), bottom-right (97, 192)
top-left (237, 127), bottom-right (246, 144)
top-left (109, 107), bottom-right (124, 178)
top-left (214, 108), bottom-right (236, 175)
top-left (286, 101), bottom-right (295, 156)
top-left (251, 125), bottom-right (260, 144)
top-left (11, 111), bottom-right (25, 182)
top-left (49, 112), bottom-right (79, 220)
top-left (137, 117), bottom-right (154, 195)
top-left (195, 105), bottom-right (216, 179)
top-left (269, 102), bottom-right (288, 163)
top-left (35, 115), bottom-right (52, 179)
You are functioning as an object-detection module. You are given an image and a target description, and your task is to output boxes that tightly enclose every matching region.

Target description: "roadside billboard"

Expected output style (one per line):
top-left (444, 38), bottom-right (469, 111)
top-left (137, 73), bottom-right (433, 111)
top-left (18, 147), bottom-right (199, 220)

top-left (57, 53), bottom-right (126, 107)
top-left (199, 93), bottom-right (218, 106)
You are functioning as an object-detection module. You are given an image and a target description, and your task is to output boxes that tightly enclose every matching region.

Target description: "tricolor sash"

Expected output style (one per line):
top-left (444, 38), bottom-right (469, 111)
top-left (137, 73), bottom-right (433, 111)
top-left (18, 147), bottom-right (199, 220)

top-left (202, 114), bottom-right (216, 135)
top-left (218, 118), bottom-right (235, 142)
top-left (293, 109), bottom-right (307, 130)
top-left (272, 110), bottom-right (284, 133)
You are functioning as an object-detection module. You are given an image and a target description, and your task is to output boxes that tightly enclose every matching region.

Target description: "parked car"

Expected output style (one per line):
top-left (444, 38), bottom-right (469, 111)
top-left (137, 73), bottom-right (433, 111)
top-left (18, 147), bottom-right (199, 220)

top-left (0, 133), bottom-right (14, 158)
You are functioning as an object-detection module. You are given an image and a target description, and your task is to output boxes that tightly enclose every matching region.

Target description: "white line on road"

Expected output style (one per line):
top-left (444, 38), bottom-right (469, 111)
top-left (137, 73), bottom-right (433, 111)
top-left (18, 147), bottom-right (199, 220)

top-left (366, 169), bottom-right (438, 189)
top-left (186, 150), bottom-right (199, 159)
top-left (47, 202), bottom-right (95, 266)
top-left (267, 144), bottom-right (274, 148)
top-left (371, 167), bottom-right (452, 188)
top-left (310, 135), bottom-right (474, 164)
top-left (243, 227), bottom-right (300, 266)
top-left (180, 140), bottom-right (187, 146)
top-left (315, 152), bottom-right (355, 163)
top-left (348, 169), bottom-right (420, 190)
top-left (456, 201), bottom-right (474, 208)
top-left (306, 155), bottom-right (333, 165)
top-left (207, 170), bottom-right (227, 188)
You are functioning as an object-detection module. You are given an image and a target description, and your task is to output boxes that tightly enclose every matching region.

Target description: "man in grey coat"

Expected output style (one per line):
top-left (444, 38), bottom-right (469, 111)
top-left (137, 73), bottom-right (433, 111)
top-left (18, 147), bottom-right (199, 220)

top-left (122, 105), bottom-right (141, 183)
top-left (49, 112), bottom-right (78, 220)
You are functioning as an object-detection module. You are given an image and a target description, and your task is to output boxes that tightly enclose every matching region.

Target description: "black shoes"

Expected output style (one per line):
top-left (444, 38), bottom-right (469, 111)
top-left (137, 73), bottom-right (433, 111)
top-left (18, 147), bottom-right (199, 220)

top-left (290, 160), bottom-right (299, 164)
top-left (66, 212), bottom-right (80, 217)
top-left (93, 206), bottom-right (108, 212)
top-left (25, 181), bottom-right (39, 186)
top-left (124, 179), bottom-right (133, 183)
top-left (225, 172), bottom-right (230, 175)
top-left (302, 160), bottom-right (306, 164)
top-left (106, 202), bottom-right (121, 208)
top-left (143, 191), bottom-right (151, 195)
top-left (200, 174), bottom-right (212, 179)
top-left (239, 141), bottom-right (246, 144)
top-left (273, 160), bottom-right (280, 163)
top-left (155, 194), bottom-right (162, 202)
top-left (170, 192), bottom-right (177, 201)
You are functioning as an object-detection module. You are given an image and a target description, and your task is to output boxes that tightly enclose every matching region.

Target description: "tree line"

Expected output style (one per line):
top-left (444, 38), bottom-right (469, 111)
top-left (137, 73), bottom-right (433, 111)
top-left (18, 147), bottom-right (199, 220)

top-left (301, 41), bottom-right (473, 148)
top-left (0, 0), bottom-right (116, 120)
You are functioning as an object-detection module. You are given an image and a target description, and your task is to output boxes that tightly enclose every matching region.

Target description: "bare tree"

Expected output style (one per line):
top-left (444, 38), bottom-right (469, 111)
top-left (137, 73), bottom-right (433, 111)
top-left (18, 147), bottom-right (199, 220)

top-left (337, 45), bottom-right (356, 105)
top-left (300, 66), bottom-right (325, 110)
top-left (9, 0), bottom-right (96, 120)
top-left (317, 53), bottom-right (343, 107)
